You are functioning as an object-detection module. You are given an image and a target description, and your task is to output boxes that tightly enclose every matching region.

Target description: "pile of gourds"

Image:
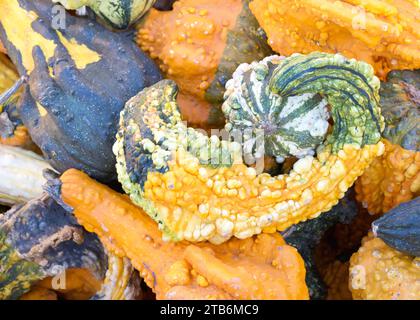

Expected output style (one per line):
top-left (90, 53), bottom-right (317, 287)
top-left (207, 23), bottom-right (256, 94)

top-left (0, 0), bottom-right (418, 300)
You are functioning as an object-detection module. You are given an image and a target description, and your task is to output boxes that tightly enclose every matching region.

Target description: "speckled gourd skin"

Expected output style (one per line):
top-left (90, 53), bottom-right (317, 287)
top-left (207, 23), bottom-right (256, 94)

top-left (114, 52), bottom-right (385, 243)
top-left (53, 0), bottom-right (156, 29)
top-left (0, 0), bottom-right (161, 182)
top-left (137, 0), bottom-right (273, 128)
top-left (0, 194), bottom-right (107, 300)
top-left (355, 70), bottom-right (419, 214)
top-left (349, 233), bottom-right (420, 300)
top-left (250, 0), bottom-right (420, 80)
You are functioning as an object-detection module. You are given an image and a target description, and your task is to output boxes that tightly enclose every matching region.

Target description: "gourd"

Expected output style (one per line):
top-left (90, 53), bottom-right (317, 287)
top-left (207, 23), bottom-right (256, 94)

top-left (136, 0), bottom-right (274, 128)
top-left (0, 0), bottom-right (162, 183)
top-left (153, 0), bottom-right (176, 11)
top-left (0, 54), bottom-right (36, 150)
top-left (349, 233), bottom-right (420, 300)
top-left (372, 197), bottom-right (420, 257)
top-left (0, 145), bottom-right (52, 206)
top-left (0, 192), bottom-right (140, 300)
top-left (114, 52), bottom-right (385, 243)
top-left (59, 169), bottom-right (309, 300)
top-left (53, 0), bottom-right (156, 29)
top-left (319, 260), bottom-right (352, 300)
top-left (249, 0), bottom-right (420, 80)
top-left (283, 189), bottom-right (357, 300)
top-left (355, 70), bottom-right (419, 214)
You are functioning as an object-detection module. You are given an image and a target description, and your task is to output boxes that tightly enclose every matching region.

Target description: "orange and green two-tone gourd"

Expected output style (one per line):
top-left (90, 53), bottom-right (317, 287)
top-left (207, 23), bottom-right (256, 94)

top-left (113, 52), bottom-right (385, 244)
top-left (137, 0), bottom-right (273, 128)
top-left (355, 70), bottom-right (419, 215)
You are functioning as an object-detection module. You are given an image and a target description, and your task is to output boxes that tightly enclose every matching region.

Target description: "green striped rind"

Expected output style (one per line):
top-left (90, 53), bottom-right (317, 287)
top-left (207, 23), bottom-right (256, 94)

top-left (55, 0), bottom-right (155, 29)
top-left (379, 70), bottom-right (419, 151)
top-left (269, 52), bottom-right (384, 153)
top-left (0, 230), bottom-right (45, 300)
top-left (222, 55), bottom-right (330, 162)
top-left (205, 0), bottom-right (273, 105)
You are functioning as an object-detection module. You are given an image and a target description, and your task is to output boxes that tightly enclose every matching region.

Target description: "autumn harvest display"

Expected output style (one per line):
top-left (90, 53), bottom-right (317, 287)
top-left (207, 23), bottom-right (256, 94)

top-left (0, 0), bottom-right (419, 301)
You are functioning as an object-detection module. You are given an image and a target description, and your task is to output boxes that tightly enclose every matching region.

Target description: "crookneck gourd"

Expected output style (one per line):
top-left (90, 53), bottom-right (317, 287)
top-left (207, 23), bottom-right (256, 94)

top-left (0, 193), bottom-right (140, 300)
top-left (355, 70), bottom-right (419, 215)
top-left (349, 232), bottom-right (420, 300)
top-left (283, 188), bottom-right (357, 300)
top-left (53, 0), bottom-right (156, 29)
top-left (114, 52), bottom-right (385, 244)
top-left (59, 169), bottom-right (309, 300)
top-left (249, 0), bottom-right (420, 80)
top-left (136, 0), bottom-right (273, 128)
top-left (0, 145), bottom-right (52, 206)
top-left (0, 0), bottom-right (161, 182)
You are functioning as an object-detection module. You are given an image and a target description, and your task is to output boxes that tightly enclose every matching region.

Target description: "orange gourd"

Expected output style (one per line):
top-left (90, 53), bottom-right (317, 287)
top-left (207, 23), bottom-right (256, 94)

top-left (60, 169), bottom-right (309, 300)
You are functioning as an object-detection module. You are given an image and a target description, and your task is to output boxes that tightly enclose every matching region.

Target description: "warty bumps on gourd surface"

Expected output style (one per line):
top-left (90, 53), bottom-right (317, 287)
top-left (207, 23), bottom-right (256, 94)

top-left (0, 0), bottom-right (161, 182)
top-left (114, 52), bottom-right (385, 244)
top-left (59, 169), bottom-right (309, 300)
top-left (250, 0), bottom-right (420, 80)
top-left (355, 70), bottom-right (419, 215)
top-left (349, 232), bottom-right (420, 300)
top-left (137, 0), bottom-right (274, 128)
top-left (53, 0), bottom-right (156, 29)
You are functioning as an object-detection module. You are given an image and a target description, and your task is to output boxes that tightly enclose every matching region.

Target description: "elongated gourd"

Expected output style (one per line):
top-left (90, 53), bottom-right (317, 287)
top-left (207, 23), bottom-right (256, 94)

top-left (372, 197), bottom-right (420, 257)
top-left (53, 0), bottom-right (156, 29)
top-left (355, 70), bottom-right (419, 214)
top-left (114, 52), bottom-right (385, 243)
top-left (250, 0), bottom-right (420, 80)
top-left (137, 0), bottom-right (274, 128)
top-left (0, 0), bottom-right (161, 182)
top-left (59, 169), bottom-right (309, 300)
top-left (0, 145), bottom-right (52, 206)
top-left (349, 233), bottom-right (420, 300)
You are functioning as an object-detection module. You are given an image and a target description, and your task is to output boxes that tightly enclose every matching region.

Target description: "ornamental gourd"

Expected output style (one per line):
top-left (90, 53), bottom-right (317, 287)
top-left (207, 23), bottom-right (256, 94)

top-left (0, 193), bottom-right (140, 300)
top-left (136, 0), bottom-right (274, 128)
top-left (114, 52), bottom-right (385, 243)
top-left (53, 0), bottom-right (156, 29)
top-left (349, 232), bottom-right (420, 300)
top-left (283, 189), bottom-right (357, 300)
top-left (0, 145), bottom-right (52, 206)
top-left (250, 0), bottom-right (420, 80)
top-left (59, 169), bottom-right (309, 300)
top-left (355, 70), bottom-right (419, 215)
top-left (0, 0), bottom-right (161, 182)
top-left (372, 197), bottom-right (420, 257)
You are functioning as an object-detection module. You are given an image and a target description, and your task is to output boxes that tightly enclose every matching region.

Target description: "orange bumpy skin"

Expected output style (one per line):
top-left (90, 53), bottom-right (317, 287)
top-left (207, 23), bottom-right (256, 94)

top-left (349, 233), bottom-right (420, 300)
top-left (321, 260), bottom-right (352, 300)
top-left (137, 0), bottom-right (242, 127)
top-left (249, 0), bottom-right (420, 80)
top-left (355, 139), bottom-right (420, 215)
top-left (60, 169), bottom-right (309, 300)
